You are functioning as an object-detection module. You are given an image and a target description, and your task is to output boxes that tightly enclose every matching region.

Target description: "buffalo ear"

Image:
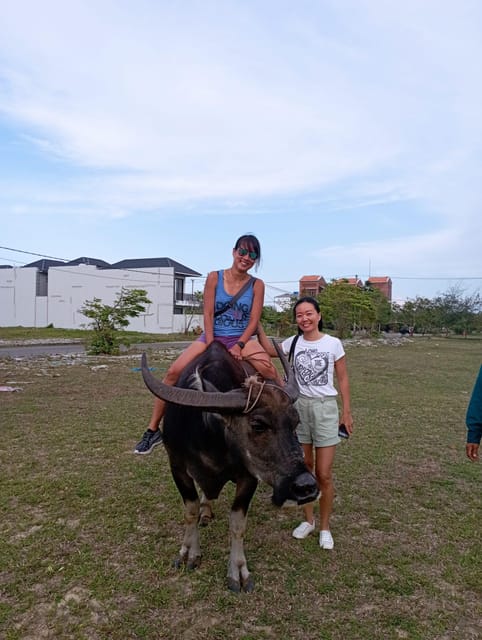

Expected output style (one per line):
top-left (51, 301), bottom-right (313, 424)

top-left (202, 379), bottom-right (221, 393)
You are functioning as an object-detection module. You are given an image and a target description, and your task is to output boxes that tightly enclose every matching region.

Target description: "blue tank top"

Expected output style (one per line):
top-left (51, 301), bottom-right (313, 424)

top-left (213, 270), bottom-right (255, 337)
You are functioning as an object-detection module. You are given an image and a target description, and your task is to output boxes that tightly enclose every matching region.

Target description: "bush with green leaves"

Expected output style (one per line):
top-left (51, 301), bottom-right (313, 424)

top-left (80, 288), bottom-right (152, 354)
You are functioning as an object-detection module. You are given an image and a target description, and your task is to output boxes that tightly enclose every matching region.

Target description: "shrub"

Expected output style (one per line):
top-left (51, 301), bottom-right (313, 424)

top-left (80, 288), bottom-right (151, 354)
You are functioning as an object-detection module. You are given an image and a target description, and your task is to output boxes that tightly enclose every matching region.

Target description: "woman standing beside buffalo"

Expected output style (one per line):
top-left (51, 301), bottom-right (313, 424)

top-left (257, 296), bottom-right (353, 549)
top-left (134, 233), bottom-right (280, 454)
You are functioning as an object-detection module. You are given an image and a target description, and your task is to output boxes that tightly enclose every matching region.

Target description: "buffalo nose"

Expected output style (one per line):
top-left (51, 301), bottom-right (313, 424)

top-left (292, 471), bottom-right (319, 504)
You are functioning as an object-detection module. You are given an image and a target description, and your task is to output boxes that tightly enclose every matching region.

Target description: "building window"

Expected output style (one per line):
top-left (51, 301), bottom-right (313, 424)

top-left (36, 272), bottom-right (48, 297)
top-left (174, 278), bottom-right (184, 301)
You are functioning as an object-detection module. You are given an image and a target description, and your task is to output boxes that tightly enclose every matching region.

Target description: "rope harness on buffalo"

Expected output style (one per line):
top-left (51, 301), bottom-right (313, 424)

top-left (243, 379), bottom-right (266, 413)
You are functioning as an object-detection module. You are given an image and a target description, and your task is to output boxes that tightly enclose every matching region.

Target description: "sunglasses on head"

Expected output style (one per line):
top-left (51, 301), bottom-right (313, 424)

top-left (237, 247), bottom-right (258, 260)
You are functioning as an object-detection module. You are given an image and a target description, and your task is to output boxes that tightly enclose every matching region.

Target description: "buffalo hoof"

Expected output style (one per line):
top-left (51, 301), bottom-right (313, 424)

top-left (227, 577), bottom-right (241, 593)
top-left (242, 576), bottom-right (255, 593)
top-left (199, 513), bottom-right (214, 527)
top-left (172, 555), bottom-right (201, 571)
top-left (186, 556), bottom-right (201, 571)
top-left (226, 575), bottom-right (255, 593)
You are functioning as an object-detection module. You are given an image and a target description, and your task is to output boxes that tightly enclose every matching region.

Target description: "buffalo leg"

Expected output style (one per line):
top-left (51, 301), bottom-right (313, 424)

top-left (227, 477), bottom-right (258, 593)
top-left (199, 492), bottom-right (214, 527)
top-left (171, 470), bottom-right (202, 570)
top-left (178, 498), bottom-right (202, 570)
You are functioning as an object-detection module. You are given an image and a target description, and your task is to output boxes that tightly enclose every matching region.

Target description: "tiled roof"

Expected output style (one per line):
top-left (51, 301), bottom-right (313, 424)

top-left (300, 275), bottom-right (324, 281)
top-left (65, 257), bottom-right (112, 267)
top-left (110, 258), bottom-right (201, 276)
top-left (21, 256), bottom-right (201, 276)
top-left (22, 259), bottom-right (66, 271)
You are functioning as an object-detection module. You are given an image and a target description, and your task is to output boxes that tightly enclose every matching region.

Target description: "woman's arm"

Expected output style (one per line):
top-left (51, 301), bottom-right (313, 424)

top-left (229, 278), bottom-right (265, 359)
top-left (466, 366), bottom-right (482, 461)
top-left (203, 271), bottom-right (218, 345)
top-left (334, 356), bottom-right (354, 433)
top-left (238, 278), bottom-right (265, 345)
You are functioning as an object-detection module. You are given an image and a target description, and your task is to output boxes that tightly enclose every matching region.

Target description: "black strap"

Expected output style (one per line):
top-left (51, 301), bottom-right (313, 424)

top-left (288, 334), bottom-right (300, 363)
top-left (214, 275), bottom-right (256, 317)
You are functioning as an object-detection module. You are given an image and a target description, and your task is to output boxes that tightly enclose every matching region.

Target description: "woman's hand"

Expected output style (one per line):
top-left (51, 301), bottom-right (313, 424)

top-left (229, 343), bottom-right (243, 360)
top-left (466, 443), bottom-right (479, 461)
top-left (342, 411), bottom-right (354, 434)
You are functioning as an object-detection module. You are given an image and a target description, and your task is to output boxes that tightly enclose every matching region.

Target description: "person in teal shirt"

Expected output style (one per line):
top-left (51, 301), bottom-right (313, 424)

top-left (466, 365), bottom-right (482, 462)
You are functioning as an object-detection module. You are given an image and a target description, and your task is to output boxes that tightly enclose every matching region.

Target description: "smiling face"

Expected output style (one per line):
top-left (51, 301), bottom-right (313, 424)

top-left (232, 245), bottom-right (257, 272)
top-left (232, 234), bottom-right (261, 272)
top-left (294, 301), bottom-right (322, 337)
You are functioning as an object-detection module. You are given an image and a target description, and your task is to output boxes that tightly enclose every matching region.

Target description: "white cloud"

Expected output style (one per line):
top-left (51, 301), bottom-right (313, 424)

top-left (0, 1), bottom-right (481, 302)
top-left (314, 218), bottom-right (482, 283)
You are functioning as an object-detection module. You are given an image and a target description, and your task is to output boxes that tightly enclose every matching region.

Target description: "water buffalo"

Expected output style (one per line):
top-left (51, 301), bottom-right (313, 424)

top-left (141, 340), bottom-right (318, 592)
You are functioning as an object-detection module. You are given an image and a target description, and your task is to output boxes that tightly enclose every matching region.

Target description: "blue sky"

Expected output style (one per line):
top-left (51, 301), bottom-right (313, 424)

top-left (1, 0), bottom-right (481, 306)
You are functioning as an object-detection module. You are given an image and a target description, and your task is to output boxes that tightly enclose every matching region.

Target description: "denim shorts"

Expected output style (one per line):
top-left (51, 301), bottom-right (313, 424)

top-left (295, 395), bottom-right (340, 448)
top-left (196, 334), bottom-right (242, 349)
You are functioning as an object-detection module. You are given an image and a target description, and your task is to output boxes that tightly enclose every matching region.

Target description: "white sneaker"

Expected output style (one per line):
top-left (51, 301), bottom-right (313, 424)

top-left (319, 530), bottom-right (334, 549)
top-left (292, 520), bottom-right (315, 539)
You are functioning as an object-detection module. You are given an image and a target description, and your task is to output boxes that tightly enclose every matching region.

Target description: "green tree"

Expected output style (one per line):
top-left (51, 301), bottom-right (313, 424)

top-left (80, 288), bottom-right (152, 354)
top-left (392, 286), bottom-right (481, 335)
top-left (183, 289), bottom-right (204, 334)
top-left (260, 305), bottom-right (295, 337)
top-left (319, 281), bottom-right (374, 338)
top-left (363, 283), bottom-right (393, 333)
top-left (432, 286), bottom-right (481, 335)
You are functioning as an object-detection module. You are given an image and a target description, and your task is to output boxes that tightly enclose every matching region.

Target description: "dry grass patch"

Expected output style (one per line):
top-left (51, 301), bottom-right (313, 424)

top-left (1, 338), bottom-right (481, 639)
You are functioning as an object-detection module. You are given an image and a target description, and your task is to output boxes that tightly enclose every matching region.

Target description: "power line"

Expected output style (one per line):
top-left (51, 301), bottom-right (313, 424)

top-left (1, 245), bottom-right (480, 287)
top-left (0, 256), bottom-right (25, 265)
top-left (0, 245), bottom-right (70, 262)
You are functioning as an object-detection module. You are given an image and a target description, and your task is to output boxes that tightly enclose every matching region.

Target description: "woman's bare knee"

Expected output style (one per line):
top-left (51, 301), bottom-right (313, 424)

top-left (164, 364), bottom-right (181, 385)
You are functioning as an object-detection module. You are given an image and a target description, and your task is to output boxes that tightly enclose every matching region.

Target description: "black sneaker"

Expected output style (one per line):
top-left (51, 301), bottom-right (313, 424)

top-left (134, 429), bottom-right (163, 454)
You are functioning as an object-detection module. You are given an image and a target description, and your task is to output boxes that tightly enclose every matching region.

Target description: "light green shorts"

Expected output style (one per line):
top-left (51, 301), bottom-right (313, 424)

top-left (295, 395), bottom-right (340, 448)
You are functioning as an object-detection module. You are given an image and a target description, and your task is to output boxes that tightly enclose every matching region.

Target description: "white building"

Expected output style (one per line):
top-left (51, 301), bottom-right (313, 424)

top-left (273, 292), bottom-right (298, 312)
top-left (0, 256), bottom-right (203, 334)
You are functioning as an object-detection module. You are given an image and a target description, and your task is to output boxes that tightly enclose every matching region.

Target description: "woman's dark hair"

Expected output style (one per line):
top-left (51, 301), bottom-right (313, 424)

top-left (234, 234), bottom-right (261, 269)
top-left (293, 296), bottom-right (323, 333)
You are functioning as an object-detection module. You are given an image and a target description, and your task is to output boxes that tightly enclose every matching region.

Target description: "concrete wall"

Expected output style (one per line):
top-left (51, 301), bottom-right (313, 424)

top-left (0, 265), bottom-right (204, 333)
top-left (0, 268), bottom-right (38, 327)
top-left (47, 264), bottom-right (176, 332)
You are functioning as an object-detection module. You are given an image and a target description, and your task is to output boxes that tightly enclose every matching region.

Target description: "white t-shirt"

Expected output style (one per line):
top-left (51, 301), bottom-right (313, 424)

top-left (281, 333), bottom-right (345, 398)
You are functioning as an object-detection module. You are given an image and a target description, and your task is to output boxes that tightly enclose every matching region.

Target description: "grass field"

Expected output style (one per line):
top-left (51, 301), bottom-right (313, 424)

top-left (1, 336), bottom-right (481, 639)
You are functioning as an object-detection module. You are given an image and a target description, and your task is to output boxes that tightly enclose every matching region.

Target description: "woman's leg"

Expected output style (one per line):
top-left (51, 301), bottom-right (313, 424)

top-left (149, 340), bottom-right (209, 424)
top-left (314, 445), bottom-right (336, 530)
top-left (147, 397), bottom-right (165, 431)
top-left (242, 341), bottom-right (283, 384)
top-left (301, 443), bottom-right (315, 524)
top-left (292, 442), bottom-right (317, 538)
top-left (135, 341), bottom-right (208, 453)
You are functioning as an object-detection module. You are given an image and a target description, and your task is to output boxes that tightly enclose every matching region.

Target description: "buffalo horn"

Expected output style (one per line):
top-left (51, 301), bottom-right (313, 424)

top-left (141, 353), bottom-right (247, 410)
top-left (272, 339), bottom-right (299, 402)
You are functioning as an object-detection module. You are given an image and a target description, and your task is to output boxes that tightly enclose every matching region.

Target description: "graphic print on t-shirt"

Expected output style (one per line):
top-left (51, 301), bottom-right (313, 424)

top-left (215, 301), bottom-right (250, 329)
top-left (295, 349), bottom-right (329, 386)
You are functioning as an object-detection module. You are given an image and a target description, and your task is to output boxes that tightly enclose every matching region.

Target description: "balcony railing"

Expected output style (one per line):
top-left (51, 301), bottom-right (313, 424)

top-left (175, 293), bottom-right (203, 308)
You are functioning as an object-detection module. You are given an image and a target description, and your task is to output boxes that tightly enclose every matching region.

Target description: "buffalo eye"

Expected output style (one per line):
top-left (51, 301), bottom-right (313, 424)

top-left (250, 420), bottom-right (269, 434)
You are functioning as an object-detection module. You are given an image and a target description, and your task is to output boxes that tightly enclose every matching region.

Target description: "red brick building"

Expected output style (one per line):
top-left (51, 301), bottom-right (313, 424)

top-left (365, 276), bottom-right (392, 302)
top-left (299, 274), bottom-right (392, 302)
top-left (299, 275), bottom-right (327, 297)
